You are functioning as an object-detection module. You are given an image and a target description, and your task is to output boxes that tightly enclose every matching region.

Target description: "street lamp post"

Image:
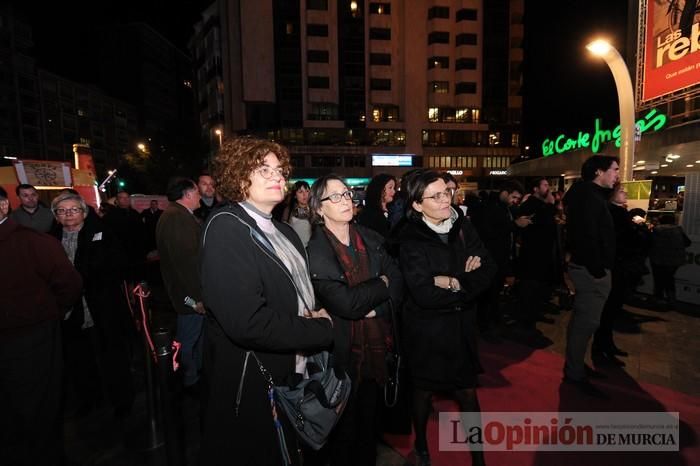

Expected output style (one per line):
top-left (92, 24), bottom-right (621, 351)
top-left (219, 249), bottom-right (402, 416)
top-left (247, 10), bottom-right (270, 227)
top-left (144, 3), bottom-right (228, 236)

top-left (586, 39), bottom-right (635, 182)
top-left (586, 40), bottom-right (635, 181)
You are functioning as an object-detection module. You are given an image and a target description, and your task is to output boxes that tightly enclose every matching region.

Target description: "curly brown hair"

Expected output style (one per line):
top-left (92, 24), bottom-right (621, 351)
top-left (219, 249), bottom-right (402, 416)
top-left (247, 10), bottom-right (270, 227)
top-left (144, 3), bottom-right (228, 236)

top-left (213, 136), bottom-right (291, 202)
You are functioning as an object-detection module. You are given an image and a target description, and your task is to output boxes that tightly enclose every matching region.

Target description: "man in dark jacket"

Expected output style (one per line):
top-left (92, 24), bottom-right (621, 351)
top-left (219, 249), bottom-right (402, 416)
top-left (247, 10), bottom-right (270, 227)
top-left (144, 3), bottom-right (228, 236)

top-left (516, 177), bottom-right (559, 326)
top-left (193, 173), bottom-right (220, 222)
top-left (562, 155), bottom-right (619, 399)
top-left (156, 179), bottom-right (205, 390)
top-left (10, 183), bottom-right (55, 233)
top-left (0, 186), bottom-right (83, 466)
top-left (103, 190), bottom-right (147, 280)
top-left (472, 181), bottom-right (530, 339)
top-left (140, 199), bottom-right (163, 252)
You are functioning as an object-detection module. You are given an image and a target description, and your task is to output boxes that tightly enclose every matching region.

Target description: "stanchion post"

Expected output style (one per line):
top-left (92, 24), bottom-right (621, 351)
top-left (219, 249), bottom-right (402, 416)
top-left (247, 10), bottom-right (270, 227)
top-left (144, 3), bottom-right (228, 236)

top-left (137, 281), bottom-right (164, 451)
top-left (153, 328), bottom-right (185, 466)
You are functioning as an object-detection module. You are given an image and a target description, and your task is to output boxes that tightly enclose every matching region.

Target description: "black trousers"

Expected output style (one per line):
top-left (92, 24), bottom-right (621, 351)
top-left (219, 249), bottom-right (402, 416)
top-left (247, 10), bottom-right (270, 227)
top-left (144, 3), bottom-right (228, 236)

top-left (62, 311), bottom-right (134, 413)
top-left (516, 279), bottom-right (553, 324)
top-left (0, 320), bottom-right (63, 466)
top-left (652, 264), bottom-right (679, 300)
top-left (594, 267), bottom-right (628, 351)
top-left (477, 271), bottom-right (505, 331)
top-left (306, 379), bottom-right (382, 466)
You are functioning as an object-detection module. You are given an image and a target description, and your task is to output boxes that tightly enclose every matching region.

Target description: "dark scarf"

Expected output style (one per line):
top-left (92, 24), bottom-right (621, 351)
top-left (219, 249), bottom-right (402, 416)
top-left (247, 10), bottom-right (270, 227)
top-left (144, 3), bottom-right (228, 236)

top-left (323, 225), bottom-right (387, 384)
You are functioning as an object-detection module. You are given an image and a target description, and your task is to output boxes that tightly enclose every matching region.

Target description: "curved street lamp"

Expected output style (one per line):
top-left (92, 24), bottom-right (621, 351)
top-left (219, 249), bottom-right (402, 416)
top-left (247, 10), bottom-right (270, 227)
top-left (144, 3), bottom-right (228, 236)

top-left (586, 39), bottom-right (635, 182)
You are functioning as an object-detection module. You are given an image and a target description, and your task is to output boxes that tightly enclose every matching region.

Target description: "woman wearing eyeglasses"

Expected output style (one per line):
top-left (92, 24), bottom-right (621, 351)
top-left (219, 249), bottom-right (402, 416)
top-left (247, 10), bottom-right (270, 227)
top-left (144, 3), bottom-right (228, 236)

top-left (199, 137), bottom-right (334, 466)
top-left (50, 192), bottom-right (135, 418)
top-left (306, 174), bottom-right (402, 466)
top-left (398, 171), bottom-right (495, 466)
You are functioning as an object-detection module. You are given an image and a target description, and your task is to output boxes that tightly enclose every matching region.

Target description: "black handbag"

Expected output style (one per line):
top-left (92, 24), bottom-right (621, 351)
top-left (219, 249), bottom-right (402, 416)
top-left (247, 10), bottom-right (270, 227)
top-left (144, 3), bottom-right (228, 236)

top-left (241, 350), bottom-right (352, 452)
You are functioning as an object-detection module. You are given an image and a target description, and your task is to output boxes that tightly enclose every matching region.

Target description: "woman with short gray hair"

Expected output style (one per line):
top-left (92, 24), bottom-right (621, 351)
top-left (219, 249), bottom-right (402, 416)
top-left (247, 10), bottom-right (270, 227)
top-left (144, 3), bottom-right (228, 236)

top-left (52, 193), bottom-right (135, 418)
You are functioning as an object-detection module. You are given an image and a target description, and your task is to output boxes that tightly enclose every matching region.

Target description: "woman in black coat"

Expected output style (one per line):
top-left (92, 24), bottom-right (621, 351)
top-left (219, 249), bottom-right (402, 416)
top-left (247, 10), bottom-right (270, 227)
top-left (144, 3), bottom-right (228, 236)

top-left (51, 192), bottom-right (134, 417)
top-left (398, 171), bottom-right (496, 466)
top-left (307, 174), bottom-right (402, 466)
top-left (200, 137), bottom-right (334, 466)
top-left (357, 173), bottom-right (396, 238)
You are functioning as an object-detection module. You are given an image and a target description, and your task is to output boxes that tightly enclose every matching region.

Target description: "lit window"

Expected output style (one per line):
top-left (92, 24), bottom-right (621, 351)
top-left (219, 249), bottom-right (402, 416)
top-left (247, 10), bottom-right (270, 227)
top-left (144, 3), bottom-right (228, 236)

top-left (428, 107), bottom-right (439, 122)
top-left (430, 81), bottom-right (449, 94)
top-left (372, 108), bottom-right (381, 122)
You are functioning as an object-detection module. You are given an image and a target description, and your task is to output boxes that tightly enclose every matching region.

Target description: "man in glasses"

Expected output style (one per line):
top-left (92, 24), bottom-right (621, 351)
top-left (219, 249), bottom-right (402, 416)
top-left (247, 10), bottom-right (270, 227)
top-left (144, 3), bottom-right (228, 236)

top-left (0, 186), bottom-right (83, 465)
top-left (10, 183), bottom-right (55, 233)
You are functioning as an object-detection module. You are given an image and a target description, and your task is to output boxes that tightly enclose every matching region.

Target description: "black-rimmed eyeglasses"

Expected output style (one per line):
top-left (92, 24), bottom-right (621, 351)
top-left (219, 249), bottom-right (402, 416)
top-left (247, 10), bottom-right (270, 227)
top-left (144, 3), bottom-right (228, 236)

top-left (54, 207), bottom-right (84, 216)
top-left (320, 191), bottom-right (354, 203)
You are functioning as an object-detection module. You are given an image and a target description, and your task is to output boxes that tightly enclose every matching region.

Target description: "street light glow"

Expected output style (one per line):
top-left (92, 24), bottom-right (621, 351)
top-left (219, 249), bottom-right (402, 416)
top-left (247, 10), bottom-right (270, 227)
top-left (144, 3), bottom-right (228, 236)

top-left (137, 143), bottom-right (146, 151)
top-left (586, 39), bottom-right (612, 56)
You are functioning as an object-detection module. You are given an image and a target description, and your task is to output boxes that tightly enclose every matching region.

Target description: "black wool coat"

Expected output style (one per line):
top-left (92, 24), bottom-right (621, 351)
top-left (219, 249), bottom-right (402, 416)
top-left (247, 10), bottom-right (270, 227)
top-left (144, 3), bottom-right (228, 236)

top-left (472, 198), bottom-right (517, 275)
top-left (199, 203), bottom-right (334, 466)
top-left (357, 206), bottom-right (391, 238)
top-left (53, 213), bottom-right (131, 340)
top-left (516, 195), bottom-right (559, 282)
top-left (307, 224), bottom-right (403, 373)
top-left (398, 215), bottom-right (496, 389)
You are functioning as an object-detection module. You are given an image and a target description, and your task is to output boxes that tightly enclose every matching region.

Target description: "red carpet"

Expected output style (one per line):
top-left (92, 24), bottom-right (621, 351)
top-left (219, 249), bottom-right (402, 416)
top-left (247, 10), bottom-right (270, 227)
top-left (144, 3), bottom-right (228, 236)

top-left (384, 340), bottom-right (700, 466)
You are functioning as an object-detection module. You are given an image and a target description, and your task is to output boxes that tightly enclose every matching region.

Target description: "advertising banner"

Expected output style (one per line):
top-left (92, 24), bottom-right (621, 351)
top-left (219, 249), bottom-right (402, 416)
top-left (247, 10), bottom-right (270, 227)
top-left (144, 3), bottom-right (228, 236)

top-left (642, 0), bottom-right (700, 101)
top-left (13, 160), bottom-right (73, 188)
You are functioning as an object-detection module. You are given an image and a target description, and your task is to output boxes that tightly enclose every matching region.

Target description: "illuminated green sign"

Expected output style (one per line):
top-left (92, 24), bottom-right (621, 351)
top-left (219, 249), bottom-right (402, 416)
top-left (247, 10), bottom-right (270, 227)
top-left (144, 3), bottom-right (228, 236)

top-left (541, 109), bottom-right (667, 157)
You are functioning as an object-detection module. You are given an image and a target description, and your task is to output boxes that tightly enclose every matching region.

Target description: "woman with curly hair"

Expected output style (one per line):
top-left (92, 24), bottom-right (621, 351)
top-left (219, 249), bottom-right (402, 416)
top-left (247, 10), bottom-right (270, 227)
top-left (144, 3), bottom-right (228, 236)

top-left (199, 137), bottom-right (334, 466)
top-left (357, 173), bottom-right (396, 238)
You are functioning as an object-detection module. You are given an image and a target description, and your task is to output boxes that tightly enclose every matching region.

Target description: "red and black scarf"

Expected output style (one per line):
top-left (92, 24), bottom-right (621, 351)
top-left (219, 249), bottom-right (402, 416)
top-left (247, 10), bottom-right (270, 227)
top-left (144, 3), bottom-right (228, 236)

top-left (323, 225), bottom-right (387, 384)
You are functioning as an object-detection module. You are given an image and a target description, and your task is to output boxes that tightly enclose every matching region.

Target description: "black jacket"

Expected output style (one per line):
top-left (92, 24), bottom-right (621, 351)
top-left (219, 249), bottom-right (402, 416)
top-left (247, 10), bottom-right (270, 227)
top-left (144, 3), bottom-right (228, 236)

top-left (398, 215), bottom-right (496, 387)
top-left (53, 214), bottom-right (130, 339)
top-left (103, 206), bottom-right (146, 275)
top-left (155, 202), bottom-right (202, 314)
top-left (307, 224), bottom-right (403, 371)
top-left (357, 206), bottom-right (390, 238)
top-left (199, 203), bottom-right (334, 466)
top-left (472, 198), bottom-right (516, 274)
top-left (194, 198), bottom-right (220, 223)
top-left (516, 195), bottom-right (559, 281)
top-left (564, 181), bottom-right (615, 278)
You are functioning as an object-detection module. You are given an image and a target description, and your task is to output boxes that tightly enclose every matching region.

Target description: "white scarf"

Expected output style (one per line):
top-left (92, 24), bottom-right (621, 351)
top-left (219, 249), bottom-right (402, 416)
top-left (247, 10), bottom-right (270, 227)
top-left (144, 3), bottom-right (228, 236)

top-left (422, 206), bottom-right (458, 234)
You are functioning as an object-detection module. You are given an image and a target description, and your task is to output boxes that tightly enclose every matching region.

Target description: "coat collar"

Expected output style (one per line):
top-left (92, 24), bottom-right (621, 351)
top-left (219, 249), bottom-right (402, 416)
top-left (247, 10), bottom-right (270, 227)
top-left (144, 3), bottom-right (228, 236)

top-left (398, 214), bottom-right (464, 244)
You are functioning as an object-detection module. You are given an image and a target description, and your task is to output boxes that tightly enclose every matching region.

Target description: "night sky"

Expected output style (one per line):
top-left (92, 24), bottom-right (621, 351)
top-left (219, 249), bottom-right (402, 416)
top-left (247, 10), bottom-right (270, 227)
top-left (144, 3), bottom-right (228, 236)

top-left (11, 0), bottom-right (629, 158)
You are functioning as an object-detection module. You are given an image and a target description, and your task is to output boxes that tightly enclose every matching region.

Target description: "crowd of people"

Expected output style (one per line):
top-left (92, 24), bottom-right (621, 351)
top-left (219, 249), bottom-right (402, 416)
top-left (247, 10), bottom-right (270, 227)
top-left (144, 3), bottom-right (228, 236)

top-left (0, 139), bottom-right (692, 466)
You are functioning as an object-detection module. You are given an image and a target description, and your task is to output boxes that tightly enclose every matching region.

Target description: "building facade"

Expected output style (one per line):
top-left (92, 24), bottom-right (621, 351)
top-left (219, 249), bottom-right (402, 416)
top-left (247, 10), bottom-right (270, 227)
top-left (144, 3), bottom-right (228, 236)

top-left (0, 6), bottom-right (138, 174)
top-left (190, 0), bottom-right (524, 180)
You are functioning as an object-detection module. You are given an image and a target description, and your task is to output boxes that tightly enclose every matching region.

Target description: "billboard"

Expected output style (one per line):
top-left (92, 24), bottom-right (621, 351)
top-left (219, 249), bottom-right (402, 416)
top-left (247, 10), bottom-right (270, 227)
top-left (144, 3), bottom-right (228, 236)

top-left (371, 154), bottom-right (413, 166)
top-left (641, 0), bottom-right (700, 101)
